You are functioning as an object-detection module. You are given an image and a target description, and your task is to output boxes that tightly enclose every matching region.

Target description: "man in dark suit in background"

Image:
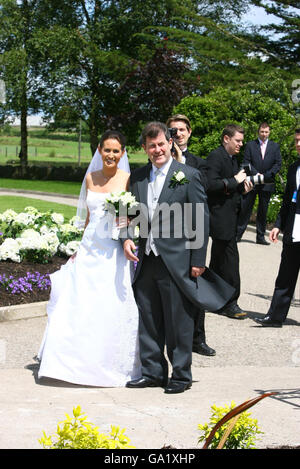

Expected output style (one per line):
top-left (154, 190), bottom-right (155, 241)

top-left (254, 129), bottom-right (300, 327)
top-left (236, 123), bottom-right (282, 245)
top-left (206, 124), bottom-right (253, 319)
top-left (166, 114), bottom-right (215, 356)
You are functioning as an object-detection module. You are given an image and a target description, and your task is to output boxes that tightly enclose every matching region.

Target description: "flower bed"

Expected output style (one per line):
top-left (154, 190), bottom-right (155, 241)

top-left (0, 256), bottom-right (67, 307)
top-left (0, 207), bottom-right (83, 263)
top-left (0, 206), bottom-right (82, 307)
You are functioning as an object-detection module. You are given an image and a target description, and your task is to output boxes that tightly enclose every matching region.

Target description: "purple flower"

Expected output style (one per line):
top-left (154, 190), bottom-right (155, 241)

top-left (0, 271), bottom-right (51, 295)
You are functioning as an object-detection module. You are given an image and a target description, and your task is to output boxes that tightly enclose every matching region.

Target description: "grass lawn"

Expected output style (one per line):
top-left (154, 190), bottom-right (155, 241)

top-left (0, 196), bottom-right (77, 221)
top-left (0, 178), bottom-right (81, 196)
top-left (0, 127), bottom-right (148, 166)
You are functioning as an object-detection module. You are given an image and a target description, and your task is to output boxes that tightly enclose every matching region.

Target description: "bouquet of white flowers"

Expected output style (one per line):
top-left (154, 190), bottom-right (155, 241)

top-left (104, 192), bottom-right (138, 240)
top-left (104, 191), bottom-right (138, 216)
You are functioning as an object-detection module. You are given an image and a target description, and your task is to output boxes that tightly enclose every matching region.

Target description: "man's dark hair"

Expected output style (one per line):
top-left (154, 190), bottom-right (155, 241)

top-left (141, 122), bottom-right (171, 146)
top-left (166, 114), bottom-right (191, 131)
top-left (295, 128), bottom-right (300, 134)
top-left (221, 124), bottom-right (245, 143)
top-left (258, 122), bottom-right (270, 131)
top-left (99, 130), bottom-right (126, 150)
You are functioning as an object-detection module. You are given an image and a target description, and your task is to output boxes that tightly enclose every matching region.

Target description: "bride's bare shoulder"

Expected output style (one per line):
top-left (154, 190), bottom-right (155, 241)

top-left (86, 170), bottom-right (102, 188)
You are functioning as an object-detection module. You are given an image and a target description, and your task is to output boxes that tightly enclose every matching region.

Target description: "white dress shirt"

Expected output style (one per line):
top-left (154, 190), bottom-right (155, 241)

top-left (258, 138), bottom-right (268, 159)
top-left (145, 157), bottom-right (173, 255)
top-left (292, 164), bottom-right (300, 242)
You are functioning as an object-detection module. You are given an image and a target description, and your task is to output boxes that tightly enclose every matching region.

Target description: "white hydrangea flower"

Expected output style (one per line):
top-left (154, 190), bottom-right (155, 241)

top-left (20, 229), bottom-right (41, 240)
top-left (51, 213), bottom-right (64, 225)
top-left (0, 238), bottom-right (21, 262)
top-left (14, 212), bottom-right (36, 226)
top-left (1, 209), bottom-right (18, 223)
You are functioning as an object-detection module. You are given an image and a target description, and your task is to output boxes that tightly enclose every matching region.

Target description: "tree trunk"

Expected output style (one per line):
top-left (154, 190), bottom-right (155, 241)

top-left (19, 96), bottom-right (28, 177)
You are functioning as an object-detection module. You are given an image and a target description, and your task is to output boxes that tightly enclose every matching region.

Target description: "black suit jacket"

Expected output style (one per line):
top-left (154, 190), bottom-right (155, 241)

top-left (275, 159), bottom-right (300, 244)
top-left (243, 139), bottom-right (281, 192)
top-left (183, 150), bottom-right (208, 191)
top-left (206, 145), bottom-right (244, 240)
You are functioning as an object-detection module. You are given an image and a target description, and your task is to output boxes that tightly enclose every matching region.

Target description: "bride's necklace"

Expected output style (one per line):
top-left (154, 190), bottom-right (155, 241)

top-left (101, 170), bottom-right (115, 181)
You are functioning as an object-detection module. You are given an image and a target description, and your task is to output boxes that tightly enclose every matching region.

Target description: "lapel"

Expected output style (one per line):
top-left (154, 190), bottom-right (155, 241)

top-left (158, 159), bottom-right (180, 204)
top-left (255, 139), bottom-right (263, 159)
top-left (136, 163), bottom-right (151, 207)
top-left (291, 160), bottom-right (300, 190)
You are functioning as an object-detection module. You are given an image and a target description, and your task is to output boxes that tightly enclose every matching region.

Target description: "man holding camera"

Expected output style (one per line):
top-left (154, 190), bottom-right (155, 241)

top-left (236, 123), bottom-right (282, 245)
top-left (166, 113), bottom-right (215, 356)
top-left (206, 124), bottom-right (253, 319)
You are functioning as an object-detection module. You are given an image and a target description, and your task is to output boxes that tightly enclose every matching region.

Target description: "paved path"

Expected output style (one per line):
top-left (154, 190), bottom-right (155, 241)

top-left (0, 191), bottom-right (299, 450)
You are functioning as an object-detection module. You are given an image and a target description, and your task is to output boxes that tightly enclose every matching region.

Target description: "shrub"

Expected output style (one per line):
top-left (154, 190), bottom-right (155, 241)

top-left (198, 401), bottom-right (263, 449)
top-left (39, 406), bottom-right (135, 449)
top-left (0, 207), bottom-right (82, 263)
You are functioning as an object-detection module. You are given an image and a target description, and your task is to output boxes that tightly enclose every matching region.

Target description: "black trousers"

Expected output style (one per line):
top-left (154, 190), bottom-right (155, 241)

top-left (133, 253), bottom-right (194, 384)
top-left (268, 242), bottom-right (300, 322)
top-left (209, 237), bottom-right (240, 305)
top-left (237, 188), bottom-right (272, 240)
top-left (193, 309), bottom-right (206, 346)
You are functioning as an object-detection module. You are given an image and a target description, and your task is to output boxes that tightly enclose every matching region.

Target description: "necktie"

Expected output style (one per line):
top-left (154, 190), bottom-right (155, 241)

top-left (153, 168), bottom-right (161, 202)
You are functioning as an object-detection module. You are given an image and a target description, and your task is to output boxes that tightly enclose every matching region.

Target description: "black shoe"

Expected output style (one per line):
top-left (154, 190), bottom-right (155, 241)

top-left (164, 381), bottom-right (192, 394)
top-left (256, 238), bottom-right (270, 245)
top-left (126, 377), bottom-right (164, 388)
top-left (222, 303), bottom-right (247, 319)
top-left (193, 342), bottom-right (216, 356)
top-left (254, 316), bottom-right (282, 328)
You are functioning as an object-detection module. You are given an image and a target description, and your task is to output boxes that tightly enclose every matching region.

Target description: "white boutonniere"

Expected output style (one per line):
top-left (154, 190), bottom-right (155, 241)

top-left (169, 170), bottom-right (189, 188)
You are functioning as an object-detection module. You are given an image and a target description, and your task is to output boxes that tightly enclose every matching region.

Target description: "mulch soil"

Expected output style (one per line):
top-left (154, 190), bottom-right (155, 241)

top-left (0, 256), bottom-right (68, 307)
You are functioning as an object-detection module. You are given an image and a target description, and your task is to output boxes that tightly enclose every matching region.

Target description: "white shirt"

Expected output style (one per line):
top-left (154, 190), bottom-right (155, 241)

top-left (258, 138), bottom-right (268, 159)
top-left (292, 164), bottom-right (300, 242)
top-left (146, 157), bottom-right (173, 255)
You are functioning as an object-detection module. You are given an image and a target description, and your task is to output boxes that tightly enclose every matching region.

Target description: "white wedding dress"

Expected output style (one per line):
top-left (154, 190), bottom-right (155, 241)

top-left (38, 190), bottom-right (141, 387)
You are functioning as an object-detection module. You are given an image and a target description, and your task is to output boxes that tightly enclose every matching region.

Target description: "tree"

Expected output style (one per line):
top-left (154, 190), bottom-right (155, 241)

top-left (173, 81), bottom-right (297, 190)
top-left (0, 0), bottom-right (78, 171)
top-left (244, 1), bottom-right (300, 74)
top-left (32, 0), bottom-right (264, 153)
top-left (107, 47), bottom-right (195, 145)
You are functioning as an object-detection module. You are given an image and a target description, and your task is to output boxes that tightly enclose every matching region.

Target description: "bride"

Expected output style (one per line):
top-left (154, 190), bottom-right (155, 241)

top-left (37, 130), bottom-right (141, 387)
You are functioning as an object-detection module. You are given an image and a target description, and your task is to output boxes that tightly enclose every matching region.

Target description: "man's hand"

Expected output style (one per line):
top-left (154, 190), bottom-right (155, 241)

top-left (243, 179), bottom-right (253, 194)
top-left (234, 169), bottom-right (246, 184)
top-left (191, 266), bottom-right (206, 277)
top-left (123, 239), bottom-right (139, 262)
top-left (269, 228), bottom-right (280, 243)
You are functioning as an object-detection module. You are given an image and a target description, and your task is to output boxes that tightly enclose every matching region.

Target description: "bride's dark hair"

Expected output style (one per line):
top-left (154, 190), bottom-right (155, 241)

top-left (99, 130), bottom-right (126, 150)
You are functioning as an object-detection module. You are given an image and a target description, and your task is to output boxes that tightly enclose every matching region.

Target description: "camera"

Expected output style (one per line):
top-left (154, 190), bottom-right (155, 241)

top-left (168, 127), bottom-right (178, 139)
top-left (240, 163), bottom-right (252, 176)
top-left (246, 174), bottom-right (266, 185)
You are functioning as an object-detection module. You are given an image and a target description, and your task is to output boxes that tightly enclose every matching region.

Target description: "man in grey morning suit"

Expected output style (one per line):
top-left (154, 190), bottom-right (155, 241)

top-left (123, 122), bottom-right (234, 393)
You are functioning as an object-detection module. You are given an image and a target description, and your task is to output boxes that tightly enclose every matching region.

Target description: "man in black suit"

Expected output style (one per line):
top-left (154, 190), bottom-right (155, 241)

top-left (206, 124), bottom-right (253, 319)
top-left (236, 123), bottom-right (282, 245)
top-left (166, 113), bottom-right (215, 357)
top-left (254, 129), bottom-right (300, 327)
top-left (123, 122), bottom-right (233, 393)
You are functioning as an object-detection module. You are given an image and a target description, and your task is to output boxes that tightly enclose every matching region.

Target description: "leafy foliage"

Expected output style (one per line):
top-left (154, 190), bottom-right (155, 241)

top-left (39, 406), bottom-right (135, 449)
top-left (198, 401), bottom-right (264, 449)
top-left (174, 78), bottom-right (298, 191)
